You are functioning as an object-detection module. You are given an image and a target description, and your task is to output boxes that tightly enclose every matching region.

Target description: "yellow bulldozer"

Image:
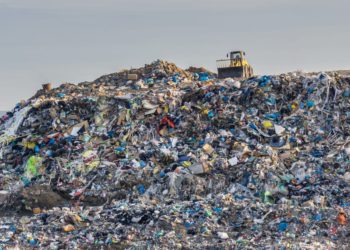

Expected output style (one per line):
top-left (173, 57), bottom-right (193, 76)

top-left (216, 51), bottom-right (253, 79)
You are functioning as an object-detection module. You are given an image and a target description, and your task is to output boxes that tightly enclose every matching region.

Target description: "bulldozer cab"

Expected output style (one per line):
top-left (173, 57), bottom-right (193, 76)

top-left (217, 51), bottom-right (253, 79)
top-left (229, 51), bottom-right (243, 60)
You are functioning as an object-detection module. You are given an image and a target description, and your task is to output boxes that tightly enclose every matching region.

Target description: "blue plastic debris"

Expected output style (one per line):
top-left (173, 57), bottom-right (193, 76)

top-left (137, 184), bottom-right (145, 194)
top-left (199, 73), bottom-right (209, 81)
top-left (278, 221), bottom-right (288, 232)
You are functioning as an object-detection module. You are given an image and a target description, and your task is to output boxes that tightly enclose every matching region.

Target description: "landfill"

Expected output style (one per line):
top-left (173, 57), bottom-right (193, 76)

top-left (0, 59), bottom-right (350, 249)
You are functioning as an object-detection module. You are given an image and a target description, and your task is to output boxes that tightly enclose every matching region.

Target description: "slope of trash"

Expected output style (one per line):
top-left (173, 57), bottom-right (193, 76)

top-left (0, 60), bottom-right (350, 249)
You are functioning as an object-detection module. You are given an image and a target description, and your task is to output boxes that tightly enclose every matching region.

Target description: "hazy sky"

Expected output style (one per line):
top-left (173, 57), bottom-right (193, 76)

top-left (0, 0), bottom-right (349, 110)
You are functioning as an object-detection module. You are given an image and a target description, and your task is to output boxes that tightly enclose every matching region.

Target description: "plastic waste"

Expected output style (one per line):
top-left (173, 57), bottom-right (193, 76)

top-left (0, 61), bottom-right (349, 249)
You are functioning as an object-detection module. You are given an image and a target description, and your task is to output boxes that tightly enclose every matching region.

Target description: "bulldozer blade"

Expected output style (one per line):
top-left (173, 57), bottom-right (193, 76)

top-left (218, 67), bottom-right (244, 79)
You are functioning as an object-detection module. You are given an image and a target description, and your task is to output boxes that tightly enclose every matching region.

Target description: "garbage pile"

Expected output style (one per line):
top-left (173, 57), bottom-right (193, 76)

top-left (93, 60), bottom-right (198, 87)
top-left (1, 61), bottom-right (350, 249)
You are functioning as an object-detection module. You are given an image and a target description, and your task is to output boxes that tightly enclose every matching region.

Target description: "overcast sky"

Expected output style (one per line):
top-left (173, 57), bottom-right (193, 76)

top-left (0, 0), bottom-right (349, 110)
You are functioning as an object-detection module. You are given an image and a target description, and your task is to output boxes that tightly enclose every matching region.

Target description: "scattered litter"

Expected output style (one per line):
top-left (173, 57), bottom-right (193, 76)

top-left (0, 61), bottom-right (349, 248)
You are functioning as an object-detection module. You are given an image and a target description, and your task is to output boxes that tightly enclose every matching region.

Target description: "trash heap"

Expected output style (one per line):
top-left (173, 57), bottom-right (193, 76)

top-left (0, 61), bottom-right (350, 249)
top-left (93, 60), bottom-right (196, 87)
